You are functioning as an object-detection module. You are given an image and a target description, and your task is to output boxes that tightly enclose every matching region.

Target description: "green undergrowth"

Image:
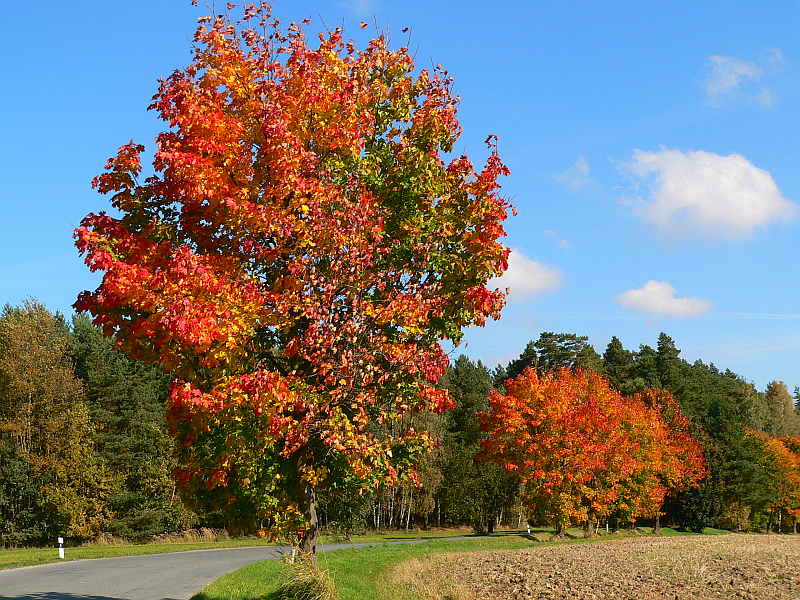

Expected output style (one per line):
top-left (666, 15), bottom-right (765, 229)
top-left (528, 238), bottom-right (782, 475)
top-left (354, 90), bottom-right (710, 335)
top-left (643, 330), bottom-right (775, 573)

top-left (193, 528), bottom-right (731, 600)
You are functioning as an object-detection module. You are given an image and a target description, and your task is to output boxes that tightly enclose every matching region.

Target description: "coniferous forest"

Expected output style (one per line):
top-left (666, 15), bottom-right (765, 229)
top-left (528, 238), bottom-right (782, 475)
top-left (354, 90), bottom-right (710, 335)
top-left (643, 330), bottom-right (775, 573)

top-left (1, 299), bottom-right (798, 547)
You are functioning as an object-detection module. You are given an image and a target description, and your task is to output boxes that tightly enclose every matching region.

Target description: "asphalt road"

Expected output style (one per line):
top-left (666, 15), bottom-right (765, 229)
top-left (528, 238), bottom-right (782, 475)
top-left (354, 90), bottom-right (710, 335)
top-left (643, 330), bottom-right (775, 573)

top-left (0, 539), bottom-right (452, 600)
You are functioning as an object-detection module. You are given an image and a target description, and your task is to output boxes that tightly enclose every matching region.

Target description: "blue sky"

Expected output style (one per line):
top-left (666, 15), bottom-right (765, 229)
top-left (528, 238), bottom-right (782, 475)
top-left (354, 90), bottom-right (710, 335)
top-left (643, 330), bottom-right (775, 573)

top-left (1, 0), bottom-right (799, 392)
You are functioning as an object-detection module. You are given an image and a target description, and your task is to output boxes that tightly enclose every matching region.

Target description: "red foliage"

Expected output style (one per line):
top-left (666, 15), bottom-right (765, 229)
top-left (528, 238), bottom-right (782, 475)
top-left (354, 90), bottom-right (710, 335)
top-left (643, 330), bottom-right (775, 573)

top-left (479, 369), bottom-right (706, 530)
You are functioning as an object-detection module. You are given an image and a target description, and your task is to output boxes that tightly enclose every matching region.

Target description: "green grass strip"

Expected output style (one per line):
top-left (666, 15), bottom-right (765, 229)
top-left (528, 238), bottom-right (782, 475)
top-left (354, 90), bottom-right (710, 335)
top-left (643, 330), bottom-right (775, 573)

top-left (193, 536), bottom-right (537, 600)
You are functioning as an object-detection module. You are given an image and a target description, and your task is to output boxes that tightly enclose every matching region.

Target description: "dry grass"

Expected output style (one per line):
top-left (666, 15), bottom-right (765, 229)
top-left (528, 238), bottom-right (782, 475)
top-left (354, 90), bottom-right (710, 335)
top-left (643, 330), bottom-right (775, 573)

top-left (394, 534), bottom-right (800, 599)
top-left (387, 557), bottom-right (474, 600)
top-left (84, 527), bottom-right (231, 546)
top-left (277, 551), bottom-right (339, 600)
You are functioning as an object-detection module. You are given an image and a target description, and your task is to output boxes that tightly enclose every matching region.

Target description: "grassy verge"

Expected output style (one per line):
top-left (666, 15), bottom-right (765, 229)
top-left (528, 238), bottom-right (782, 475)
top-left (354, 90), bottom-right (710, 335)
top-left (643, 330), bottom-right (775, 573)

top-left (194, 527), bottom-right (727, 600)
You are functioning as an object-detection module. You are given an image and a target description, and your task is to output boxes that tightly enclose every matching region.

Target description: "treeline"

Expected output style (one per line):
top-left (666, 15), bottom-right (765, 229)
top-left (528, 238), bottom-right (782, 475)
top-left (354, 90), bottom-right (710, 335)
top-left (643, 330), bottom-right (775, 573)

top-left (2, 300), bottom-right (799, 546)
top-left (0, 299), bottom-right (193, 547)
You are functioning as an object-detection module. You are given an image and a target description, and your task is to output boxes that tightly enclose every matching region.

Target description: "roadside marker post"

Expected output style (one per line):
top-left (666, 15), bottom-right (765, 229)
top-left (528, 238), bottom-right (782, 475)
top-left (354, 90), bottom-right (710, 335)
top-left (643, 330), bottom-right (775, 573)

top-left (58, 537), bottom-right (64, 559)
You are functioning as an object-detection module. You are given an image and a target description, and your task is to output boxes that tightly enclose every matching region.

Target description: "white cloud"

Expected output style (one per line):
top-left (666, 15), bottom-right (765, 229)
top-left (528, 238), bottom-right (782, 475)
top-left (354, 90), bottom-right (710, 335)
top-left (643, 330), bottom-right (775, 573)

top-left (491, 248), bottom-right (563, 303)
top-left (486, 350), bottom-right (523, 369)
top-left (706, 55), bottom-right (763, 96)
top-left (704, 50), bottom-right (785, 107)
top-left (757, 88), bottom-right (774, 107)
top-left (620, 147), bottom-right (796, 241)
top-left (556, 156), bottom-right (593, 190)
top-left (617, 281), bottom-right (712, 318)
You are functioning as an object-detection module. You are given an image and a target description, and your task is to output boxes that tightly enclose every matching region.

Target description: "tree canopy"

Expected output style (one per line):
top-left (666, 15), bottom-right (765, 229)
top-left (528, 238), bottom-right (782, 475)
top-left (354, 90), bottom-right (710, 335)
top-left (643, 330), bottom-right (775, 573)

top-left (479, 368), bottom-right (706, 533)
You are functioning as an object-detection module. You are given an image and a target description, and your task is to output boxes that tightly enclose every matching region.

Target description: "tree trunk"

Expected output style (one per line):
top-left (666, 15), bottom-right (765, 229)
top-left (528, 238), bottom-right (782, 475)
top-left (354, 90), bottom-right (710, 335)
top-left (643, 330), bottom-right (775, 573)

top-left (397, 491), bottom-right (404, 530)
top-left (654, 514), bottom-right (661, 534)
top-left (298, 460), bottom-right (319, 570)
top-left (487, 517), bottom-right (494, 534)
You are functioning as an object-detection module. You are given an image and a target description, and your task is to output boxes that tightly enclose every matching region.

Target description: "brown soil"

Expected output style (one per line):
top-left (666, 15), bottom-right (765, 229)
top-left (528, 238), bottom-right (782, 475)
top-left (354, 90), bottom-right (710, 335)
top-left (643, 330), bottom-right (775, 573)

top-left (394, 534), bottom-right (800, 600)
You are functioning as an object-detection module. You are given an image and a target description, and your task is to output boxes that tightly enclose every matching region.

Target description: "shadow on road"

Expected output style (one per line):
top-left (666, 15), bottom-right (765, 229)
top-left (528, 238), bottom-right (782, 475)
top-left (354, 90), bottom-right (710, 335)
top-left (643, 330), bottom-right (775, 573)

top-left (0, 595), bottom-right (183, 600)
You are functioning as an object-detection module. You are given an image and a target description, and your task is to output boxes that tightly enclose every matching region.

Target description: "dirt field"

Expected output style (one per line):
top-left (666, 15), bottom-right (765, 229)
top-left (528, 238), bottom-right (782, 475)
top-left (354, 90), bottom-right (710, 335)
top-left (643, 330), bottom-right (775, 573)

top-left (394, 534), bottom-right (800, 599)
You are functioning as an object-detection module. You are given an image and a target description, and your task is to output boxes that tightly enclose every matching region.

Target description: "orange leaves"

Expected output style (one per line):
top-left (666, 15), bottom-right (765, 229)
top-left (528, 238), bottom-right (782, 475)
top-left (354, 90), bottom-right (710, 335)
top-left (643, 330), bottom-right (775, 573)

top-left (480, 368), bottom-right (705, 528)
top-left (91, 141), bottom-right (145, 194)
top-left (747, 430), bottom-right (800, 518)
top-left (75, 225), bottom-right (269, 380)
top-left (416, 386), bottom-right (454, 414)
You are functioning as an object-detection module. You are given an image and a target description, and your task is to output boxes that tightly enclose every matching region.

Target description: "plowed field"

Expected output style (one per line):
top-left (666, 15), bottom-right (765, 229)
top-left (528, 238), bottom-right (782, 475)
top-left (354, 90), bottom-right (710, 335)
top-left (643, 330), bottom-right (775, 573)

top-left (394, 534), bottom-right (800, 599)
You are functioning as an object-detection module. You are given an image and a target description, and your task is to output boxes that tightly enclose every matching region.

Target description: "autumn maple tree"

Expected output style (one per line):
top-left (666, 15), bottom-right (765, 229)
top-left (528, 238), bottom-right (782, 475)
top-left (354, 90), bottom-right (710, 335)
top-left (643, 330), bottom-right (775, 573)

top-left (780, 436), bottom-right (800, 532)
top-left (74, 2), bottom-right (511, 562)
top-left (626, 387), bottom-right (707, 531)
top-left (747, 431), bottom-right (800, 532)
top-left (479, 368), bottom-right (705, 534)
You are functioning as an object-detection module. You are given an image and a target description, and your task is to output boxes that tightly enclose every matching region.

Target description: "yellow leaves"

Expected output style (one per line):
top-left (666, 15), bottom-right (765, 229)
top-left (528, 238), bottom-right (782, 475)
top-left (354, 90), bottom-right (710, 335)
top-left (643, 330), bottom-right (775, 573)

top-left (300, 465), bottom-right (328, 486)
top-left (404, 324), bottom-right (424, 336)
